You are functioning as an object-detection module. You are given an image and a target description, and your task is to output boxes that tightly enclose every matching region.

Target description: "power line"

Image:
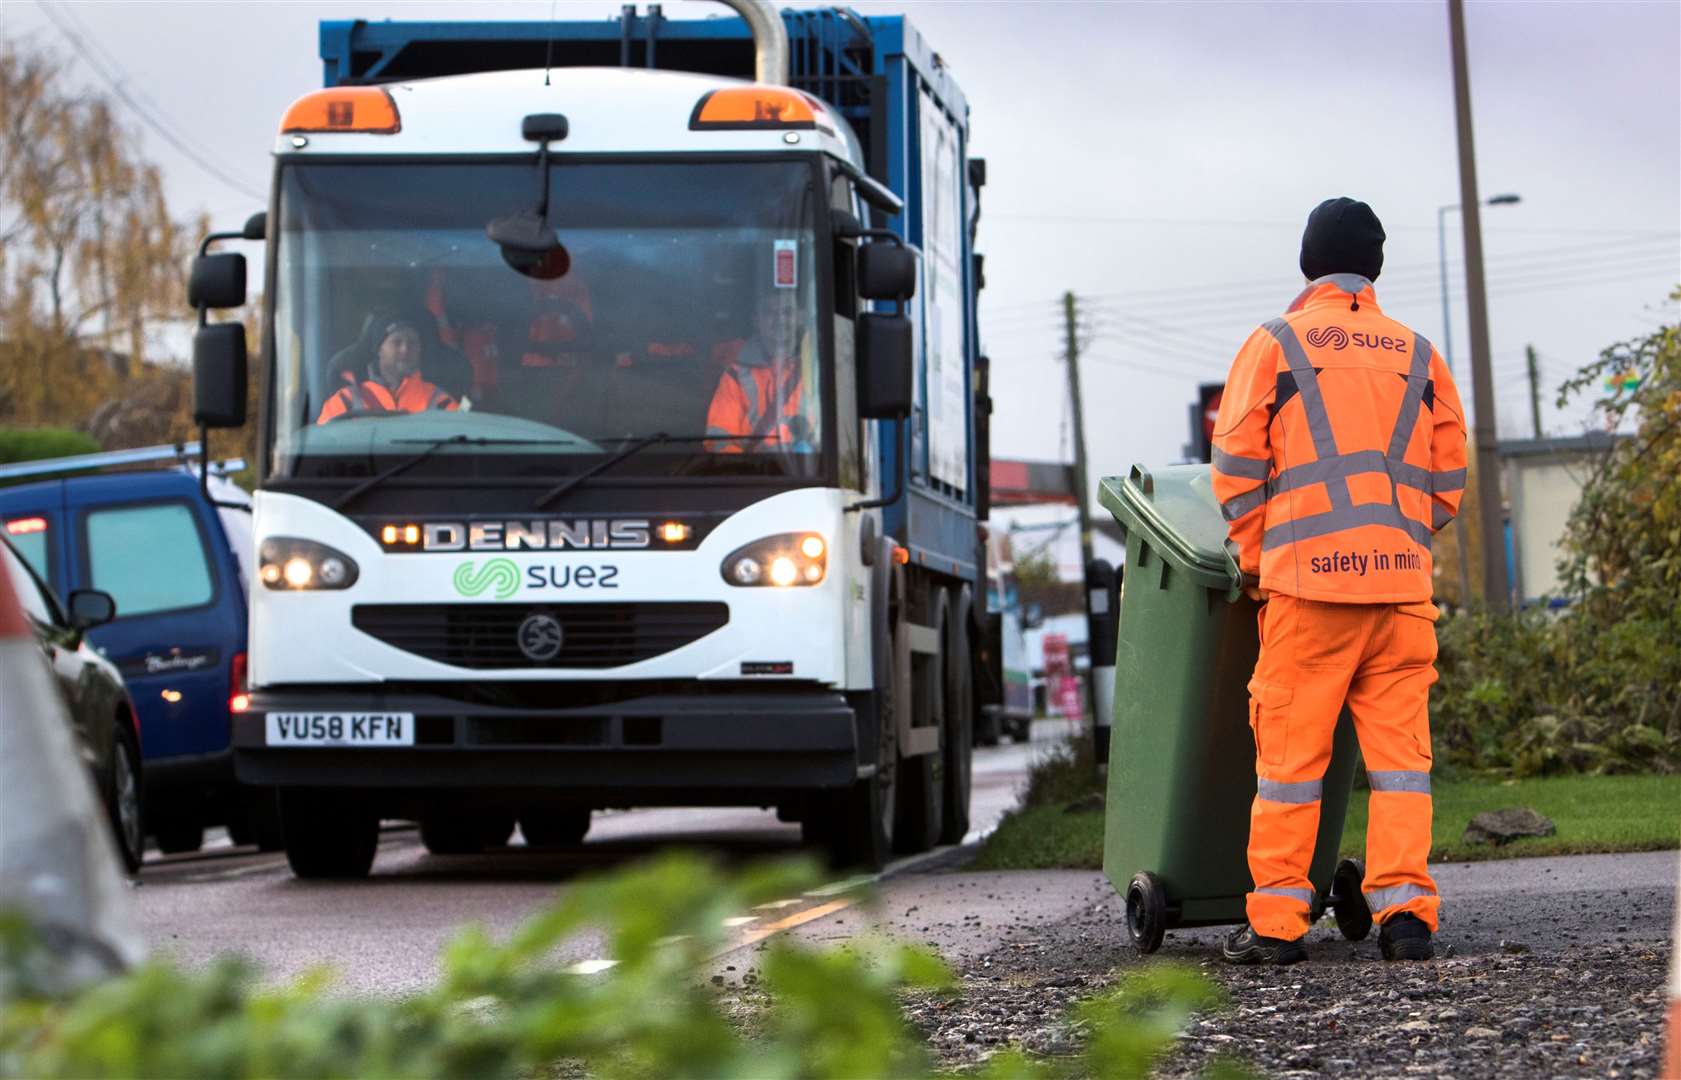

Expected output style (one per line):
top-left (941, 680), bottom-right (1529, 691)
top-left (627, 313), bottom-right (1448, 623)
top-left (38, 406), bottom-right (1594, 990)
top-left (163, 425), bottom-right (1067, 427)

top-left (34, 0), bottom-right (266, 202)
top-left (989, 210), bottom-right (1678, 241)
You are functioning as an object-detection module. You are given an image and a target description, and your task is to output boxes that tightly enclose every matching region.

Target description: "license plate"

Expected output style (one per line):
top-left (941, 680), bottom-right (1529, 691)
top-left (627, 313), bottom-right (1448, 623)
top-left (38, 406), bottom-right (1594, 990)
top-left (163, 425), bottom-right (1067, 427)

top-left (266, 713), bottom-right (415, 747)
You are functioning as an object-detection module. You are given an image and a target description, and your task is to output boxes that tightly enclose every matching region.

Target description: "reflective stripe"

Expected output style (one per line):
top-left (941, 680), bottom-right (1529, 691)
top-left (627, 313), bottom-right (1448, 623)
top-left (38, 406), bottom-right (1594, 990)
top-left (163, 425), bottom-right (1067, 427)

top-left (1257, 776), bottom-right (1322, 804)
top-left (1365, 882), bottom-right (1436, 912)
top-left (704, 426), bottom-right (735, 438)
top-left (1214, 447), bottom-right (1272, 481)
top-left (1255, 885), bottom-right (1316, 906)
top-left (1220, 485), bottom-right (1269, 522)
top-left (1263, 318), bottom-right (1340, 460)
top-left (1386, 334), bottom-right (1435, 462)
top-left (1431, 502), bottom-right (1455, 530)
top-left (1368, 770), bottom-right (1432, 794)
top-left (731, 368), bottom-right (762, 429)
top-left (1262, 500), bottom-right (1433, 551)
top-left (1432, 467), bottom-right (1467, 493)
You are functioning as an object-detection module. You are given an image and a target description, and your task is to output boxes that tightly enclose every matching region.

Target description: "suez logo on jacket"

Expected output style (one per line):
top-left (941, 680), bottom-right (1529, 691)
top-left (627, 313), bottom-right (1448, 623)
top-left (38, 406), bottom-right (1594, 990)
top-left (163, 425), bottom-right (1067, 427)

top-left (1304, 326), bottom-right (1409, 353)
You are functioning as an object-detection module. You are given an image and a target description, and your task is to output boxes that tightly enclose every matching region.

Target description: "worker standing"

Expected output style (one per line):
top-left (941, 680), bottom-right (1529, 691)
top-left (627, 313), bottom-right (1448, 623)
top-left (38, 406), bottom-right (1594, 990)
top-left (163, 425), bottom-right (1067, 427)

top-left (1211, 198), bottom-right (1469, 965)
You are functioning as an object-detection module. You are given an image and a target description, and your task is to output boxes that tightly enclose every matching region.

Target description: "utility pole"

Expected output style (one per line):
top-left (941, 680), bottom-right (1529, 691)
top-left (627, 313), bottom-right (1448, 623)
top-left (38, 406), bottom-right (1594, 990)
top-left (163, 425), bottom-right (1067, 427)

top-left (1448, 0), bottom-right (1511, 615)
top-left (1526, 344), bottom-right (1543, 439)
top-left (1062, 291), bottom-right (1098, 731)
top-left (1063, 291), bottom-right (1095, 580)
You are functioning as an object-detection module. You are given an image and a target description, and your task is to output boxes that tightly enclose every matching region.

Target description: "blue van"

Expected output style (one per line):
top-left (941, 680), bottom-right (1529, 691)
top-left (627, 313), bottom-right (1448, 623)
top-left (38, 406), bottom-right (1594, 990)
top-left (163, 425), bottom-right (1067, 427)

top-left (0, 443), bottom-right (266, 854)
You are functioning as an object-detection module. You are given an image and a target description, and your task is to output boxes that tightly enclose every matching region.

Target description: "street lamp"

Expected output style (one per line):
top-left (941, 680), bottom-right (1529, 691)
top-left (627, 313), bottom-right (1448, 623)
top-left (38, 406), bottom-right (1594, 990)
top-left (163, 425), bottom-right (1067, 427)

top-left (1437, 193), bottom-right (1521, 374)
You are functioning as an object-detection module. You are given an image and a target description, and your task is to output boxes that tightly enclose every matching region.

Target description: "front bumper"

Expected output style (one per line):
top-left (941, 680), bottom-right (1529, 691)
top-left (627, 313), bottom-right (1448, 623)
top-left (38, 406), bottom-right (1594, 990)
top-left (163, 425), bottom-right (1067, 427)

top-left (232, 687), bottom-right (860, 798)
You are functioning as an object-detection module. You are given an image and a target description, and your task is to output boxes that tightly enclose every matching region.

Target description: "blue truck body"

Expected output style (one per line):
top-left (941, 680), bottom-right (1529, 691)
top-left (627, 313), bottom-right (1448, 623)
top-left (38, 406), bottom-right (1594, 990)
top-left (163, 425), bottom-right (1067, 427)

top-left (317, 6), bottom-right (987, 584)
top-left (0, 461), bottom-right (253, 846)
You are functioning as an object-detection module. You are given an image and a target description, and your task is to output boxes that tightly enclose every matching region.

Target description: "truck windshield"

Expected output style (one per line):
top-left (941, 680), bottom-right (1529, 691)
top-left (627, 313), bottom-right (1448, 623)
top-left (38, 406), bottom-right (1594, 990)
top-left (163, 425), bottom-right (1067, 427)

top-left (270, 160), bottom-right (824, 484)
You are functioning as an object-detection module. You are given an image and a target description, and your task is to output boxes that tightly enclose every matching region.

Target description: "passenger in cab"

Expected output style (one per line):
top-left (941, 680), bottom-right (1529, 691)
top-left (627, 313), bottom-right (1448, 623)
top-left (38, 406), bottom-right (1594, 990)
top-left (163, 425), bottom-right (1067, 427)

top-left (705, 289), bottom-right (811, 452)
top-left (316, 315), bottom-right (458, 424)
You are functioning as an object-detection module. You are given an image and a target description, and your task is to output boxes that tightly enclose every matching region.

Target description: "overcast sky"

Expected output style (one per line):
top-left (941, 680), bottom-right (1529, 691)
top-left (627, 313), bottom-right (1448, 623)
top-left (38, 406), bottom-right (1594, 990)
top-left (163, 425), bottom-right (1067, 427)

top-left (3, 0), bottom-right (1677, 570)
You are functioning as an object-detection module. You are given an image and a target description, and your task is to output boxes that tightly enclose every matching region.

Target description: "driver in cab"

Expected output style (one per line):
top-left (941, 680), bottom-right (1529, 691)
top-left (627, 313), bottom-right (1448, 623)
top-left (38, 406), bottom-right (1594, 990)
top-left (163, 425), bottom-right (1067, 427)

top-left (705, 289), bottom-right (812, 452)
top-left (316, 315), bottom-right (459, 424)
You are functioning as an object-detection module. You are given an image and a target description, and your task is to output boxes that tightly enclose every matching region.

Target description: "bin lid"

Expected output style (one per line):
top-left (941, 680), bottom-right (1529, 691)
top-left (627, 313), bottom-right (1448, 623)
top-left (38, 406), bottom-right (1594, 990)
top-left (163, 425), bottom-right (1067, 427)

top-left (1099, 464), bottom-right (1241, 596)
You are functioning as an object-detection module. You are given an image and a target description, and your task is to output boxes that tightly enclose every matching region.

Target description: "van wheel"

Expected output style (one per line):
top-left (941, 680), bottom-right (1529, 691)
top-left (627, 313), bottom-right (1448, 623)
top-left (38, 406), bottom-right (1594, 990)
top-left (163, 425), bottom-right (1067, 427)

top-left (281, 789), bottom-right (378, 879)
top-left (520, 808), bottom-right (591, 848)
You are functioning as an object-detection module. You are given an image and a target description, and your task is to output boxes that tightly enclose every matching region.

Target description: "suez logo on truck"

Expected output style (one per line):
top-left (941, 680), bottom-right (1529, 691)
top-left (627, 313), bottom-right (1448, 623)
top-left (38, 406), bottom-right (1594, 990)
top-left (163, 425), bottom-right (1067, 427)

top-left (452, 557), bottom-right (619, 598)
top-left (379, 520), bottom-right (653, 596)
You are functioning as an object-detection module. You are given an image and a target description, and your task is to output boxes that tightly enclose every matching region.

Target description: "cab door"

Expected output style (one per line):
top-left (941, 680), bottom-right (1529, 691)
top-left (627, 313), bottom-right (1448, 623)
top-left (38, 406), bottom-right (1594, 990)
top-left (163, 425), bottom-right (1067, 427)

top-left (76, 498), bottom-right (236, 760)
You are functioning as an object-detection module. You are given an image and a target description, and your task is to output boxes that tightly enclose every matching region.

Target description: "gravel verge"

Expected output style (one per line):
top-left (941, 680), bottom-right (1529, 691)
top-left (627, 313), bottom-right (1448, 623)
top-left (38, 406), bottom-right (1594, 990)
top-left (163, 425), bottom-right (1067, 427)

top-left (882, 853), bottom-right (1675, 1076)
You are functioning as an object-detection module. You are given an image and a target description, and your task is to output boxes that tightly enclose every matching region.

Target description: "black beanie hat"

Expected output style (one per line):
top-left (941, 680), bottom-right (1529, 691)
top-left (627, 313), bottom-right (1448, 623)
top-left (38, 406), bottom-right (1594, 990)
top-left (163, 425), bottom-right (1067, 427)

top-left (1299, 197), bottom-right (1386, 282)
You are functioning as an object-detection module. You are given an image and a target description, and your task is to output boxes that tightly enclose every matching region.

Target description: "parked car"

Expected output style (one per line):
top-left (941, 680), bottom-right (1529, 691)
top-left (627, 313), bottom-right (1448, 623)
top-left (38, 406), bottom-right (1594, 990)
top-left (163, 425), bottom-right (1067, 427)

top-left (0, 444), bottom-right (272, 853)
top-left (1, 533), bottom-right (143, 872)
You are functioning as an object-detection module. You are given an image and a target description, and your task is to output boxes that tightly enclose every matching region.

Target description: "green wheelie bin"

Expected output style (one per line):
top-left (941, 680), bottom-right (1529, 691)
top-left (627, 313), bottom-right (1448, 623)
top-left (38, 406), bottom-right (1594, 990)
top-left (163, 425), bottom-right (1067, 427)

top-left (1097, 464), bottom-right (1372, 954)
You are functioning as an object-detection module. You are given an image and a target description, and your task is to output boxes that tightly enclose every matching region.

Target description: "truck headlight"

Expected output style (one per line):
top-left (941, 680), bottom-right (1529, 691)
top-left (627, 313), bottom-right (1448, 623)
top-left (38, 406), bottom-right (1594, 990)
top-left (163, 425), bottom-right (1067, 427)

top-left (259, 537), bottom-right (360, 591)
top-left (721, 533), bottom-right (826, 587)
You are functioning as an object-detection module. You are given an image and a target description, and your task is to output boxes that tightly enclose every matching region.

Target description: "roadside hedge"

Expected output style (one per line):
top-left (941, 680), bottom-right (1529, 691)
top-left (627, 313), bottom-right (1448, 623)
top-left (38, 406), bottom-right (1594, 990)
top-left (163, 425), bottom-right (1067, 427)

top-left (1431, 297), bottom-right (1680, 777)
top-left (0, 427), bottom-right (99, 467)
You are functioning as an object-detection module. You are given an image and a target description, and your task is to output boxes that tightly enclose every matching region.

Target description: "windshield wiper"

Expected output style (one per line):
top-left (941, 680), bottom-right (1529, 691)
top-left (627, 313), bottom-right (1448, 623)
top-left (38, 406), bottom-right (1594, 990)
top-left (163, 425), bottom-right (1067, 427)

top-left (532, 433), bottom-right (773, 509)
top-left (336, 435), bottom-right (577, 511)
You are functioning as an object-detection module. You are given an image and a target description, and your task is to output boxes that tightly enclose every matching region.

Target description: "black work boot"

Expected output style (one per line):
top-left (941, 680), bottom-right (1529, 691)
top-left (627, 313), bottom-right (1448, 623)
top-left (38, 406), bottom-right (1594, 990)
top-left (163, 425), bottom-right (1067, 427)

top-left (1379, 913), bottom-right (1435, 961)
top-left (1222, 924), bottom-right (1307, 966)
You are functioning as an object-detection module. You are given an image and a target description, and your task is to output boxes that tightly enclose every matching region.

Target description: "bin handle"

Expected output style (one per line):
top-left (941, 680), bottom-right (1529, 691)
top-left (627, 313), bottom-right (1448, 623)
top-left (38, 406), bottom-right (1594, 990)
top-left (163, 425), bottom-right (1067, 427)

top-left (1129, 463), bottom-right (1154, 496)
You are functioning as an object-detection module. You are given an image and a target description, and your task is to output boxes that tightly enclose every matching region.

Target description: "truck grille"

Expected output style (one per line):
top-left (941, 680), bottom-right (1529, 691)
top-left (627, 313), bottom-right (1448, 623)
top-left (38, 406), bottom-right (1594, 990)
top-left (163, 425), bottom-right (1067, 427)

top-left (350, 602), bottom-right (729, 670)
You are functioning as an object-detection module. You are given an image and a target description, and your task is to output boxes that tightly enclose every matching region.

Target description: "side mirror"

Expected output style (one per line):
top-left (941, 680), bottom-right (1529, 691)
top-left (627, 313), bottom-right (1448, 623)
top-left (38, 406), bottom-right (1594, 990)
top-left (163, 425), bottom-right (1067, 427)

top-left (193, 323), bottom-right (248, 428)
top-left (858, 243), bottom-right (916, 301)
top-left (67, 589), bottom-right (116, 631)
top-left (242, 212), bottom-right (266, 241)
top-left (188, 252), bottom-right (247, 309)
top-left (857, 312), bottom-right (912, 419)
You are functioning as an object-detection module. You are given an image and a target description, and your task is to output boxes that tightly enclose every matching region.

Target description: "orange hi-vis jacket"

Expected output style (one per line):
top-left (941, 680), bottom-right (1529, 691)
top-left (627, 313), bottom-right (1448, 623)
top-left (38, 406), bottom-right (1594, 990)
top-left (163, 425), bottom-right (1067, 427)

top-left (705, 340), bottom-right (806, 452)
top-left (1211, 275), bottom-right (1468, 603)
top-left (316, 370), bottom-right (457, 424)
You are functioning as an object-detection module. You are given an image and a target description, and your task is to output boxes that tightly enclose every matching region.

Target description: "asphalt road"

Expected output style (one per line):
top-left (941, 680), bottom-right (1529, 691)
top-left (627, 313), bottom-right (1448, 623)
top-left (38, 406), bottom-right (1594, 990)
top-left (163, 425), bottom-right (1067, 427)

top-left (132, 718), bottom-right (1080, 993)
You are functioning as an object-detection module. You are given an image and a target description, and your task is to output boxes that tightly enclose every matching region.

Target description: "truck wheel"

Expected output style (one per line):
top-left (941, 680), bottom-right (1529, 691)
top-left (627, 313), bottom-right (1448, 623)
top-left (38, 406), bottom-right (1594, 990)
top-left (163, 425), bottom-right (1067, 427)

top-left (103, 725), bottom-right (144, 874)
top-left (422, 810), bottom-right (515, 856)
top-left (894, 596), bottom-right (945, 855)
top-left (152, 813), bottom-right (204, 856)
top-left (831, 628), bottom-right (899, 871)
top-left (520, 808), bottom-right (591, 848)
top-left (940, 586), bottom-right (974, 845)
top-left (281, 789), bottom-right (378, 879)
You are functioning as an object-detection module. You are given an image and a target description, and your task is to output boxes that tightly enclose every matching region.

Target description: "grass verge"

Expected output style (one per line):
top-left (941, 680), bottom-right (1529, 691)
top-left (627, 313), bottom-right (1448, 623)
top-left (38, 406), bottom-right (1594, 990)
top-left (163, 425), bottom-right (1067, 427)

top-left (972, 760), bottom-right (1679, 872)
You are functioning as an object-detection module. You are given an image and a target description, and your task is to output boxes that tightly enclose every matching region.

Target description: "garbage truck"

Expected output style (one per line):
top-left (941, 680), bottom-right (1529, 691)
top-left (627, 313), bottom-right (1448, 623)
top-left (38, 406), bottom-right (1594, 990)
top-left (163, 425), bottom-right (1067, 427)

top-left (187, 2), bottom-right (990, 877)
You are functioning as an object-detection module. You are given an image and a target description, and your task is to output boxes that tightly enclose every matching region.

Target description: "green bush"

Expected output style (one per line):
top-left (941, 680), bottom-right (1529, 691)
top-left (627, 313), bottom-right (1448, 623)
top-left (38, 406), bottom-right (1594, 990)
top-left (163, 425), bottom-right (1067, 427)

top-left (0, 852), bottom-right (1231, 1079)
top-left (1432, 300), bottom-right (1681, 777)
top-left (0, 427), bottom-right (98, 467)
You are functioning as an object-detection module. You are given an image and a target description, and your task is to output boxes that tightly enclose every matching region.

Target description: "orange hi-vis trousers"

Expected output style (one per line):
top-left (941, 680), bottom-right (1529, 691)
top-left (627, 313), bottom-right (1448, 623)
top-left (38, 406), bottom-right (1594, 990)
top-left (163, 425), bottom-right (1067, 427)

top-left (1246, 594), bottom-right (1441, 941)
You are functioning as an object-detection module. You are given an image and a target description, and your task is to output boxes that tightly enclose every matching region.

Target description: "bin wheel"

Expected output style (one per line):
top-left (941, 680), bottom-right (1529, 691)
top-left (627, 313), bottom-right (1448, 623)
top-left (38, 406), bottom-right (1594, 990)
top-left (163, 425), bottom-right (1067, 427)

top-left (1333, 857), bottom-right (1373, 942)
top-left (1125, 871), bottom-right (1168, 954)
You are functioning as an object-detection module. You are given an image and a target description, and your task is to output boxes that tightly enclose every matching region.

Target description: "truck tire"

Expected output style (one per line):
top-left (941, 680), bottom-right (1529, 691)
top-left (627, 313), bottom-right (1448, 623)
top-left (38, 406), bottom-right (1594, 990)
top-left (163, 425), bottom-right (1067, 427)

top-left (830, 627), bottom-right (899, 870)
top-left (520, 808), bottom-right (591, 848)
top-left (281, 789), bottom-right (378, 879)
top-left (894, 592), bottom-right (945, 854)
top-left (940, 585), bottom-right (975, 845)
top-left (421, 810), bottom-right (515, 856)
